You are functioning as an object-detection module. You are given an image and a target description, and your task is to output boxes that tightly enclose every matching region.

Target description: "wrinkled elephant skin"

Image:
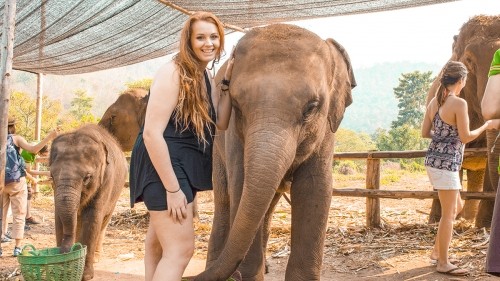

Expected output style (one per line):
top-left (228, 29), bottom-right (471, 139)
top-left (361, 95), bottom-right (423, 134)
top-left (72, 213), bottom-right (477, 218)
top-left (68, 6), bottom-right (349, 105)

top-left (425, 15), bottom-right (500, 226)
top-left (195, 24), bottom-right (356, 281)
top-left (49, 124), bottom-right (128, 280)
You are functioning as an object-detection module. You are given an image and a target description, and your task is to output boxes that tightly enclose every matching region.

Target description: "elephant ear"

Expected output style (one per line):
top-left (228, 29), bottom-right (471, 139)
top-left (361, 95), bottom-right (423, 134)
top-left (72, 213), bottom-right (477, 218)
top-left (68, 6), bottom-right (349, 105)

top-left (325, 38), bottom-right (356, 133)
top-left (137, 91), bottom-right (150, 128)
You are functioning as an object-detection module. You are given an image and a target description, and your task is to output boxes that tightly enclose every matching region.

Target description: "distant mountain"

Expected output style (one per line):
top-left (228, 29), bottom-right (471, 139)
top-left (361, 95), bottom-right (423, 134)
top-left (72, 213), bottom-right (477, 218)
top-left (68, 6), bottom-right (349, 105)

top-left (11, 60), bottom-right (441, 133)
top-left (340, 61), bottom-right (442, 134)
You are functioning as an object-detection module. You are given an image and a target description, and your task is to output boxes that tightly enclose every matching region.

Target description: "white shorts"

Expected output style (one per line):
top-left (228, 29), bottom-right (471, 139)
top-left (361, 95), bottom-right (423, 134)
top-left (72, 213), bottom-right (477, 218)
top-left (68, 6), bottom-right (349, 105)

top-left (426, 166), bottom-right (462, 190)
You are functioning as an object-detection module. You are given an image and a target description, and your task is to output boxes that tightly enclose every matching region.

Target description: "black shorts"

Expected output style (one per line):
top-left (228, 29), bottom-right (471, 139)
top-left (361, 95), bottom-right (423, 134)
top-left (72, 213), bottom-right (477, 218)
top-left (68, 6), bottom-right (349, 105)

top-left (142, 173), bottom-right (197, 211)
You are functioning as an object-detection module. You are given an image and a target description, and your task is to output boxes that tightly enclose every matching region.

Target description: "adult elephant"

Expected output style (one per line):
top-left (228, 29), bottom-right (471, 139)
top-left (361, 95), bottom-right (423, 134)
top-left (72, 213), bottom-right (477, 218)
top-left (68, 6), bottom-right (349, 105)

top-left (194, 24), bottom-right (356, 281)
top-left (425, 15), bottom-right (500, 227)
top-left (49, 124), bottom-right (128, 281)
top-left (98, 88), bottom-right (149, 152)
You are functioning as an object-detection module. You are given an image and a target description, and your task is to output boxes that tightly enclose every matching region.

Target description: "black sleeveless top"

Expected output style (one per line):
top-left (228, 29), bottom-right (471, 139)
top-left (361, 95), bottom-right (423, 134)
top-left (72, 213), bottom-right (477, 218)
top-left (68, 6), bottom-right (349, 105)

top-left (129, 71), bottom-right (216, 207)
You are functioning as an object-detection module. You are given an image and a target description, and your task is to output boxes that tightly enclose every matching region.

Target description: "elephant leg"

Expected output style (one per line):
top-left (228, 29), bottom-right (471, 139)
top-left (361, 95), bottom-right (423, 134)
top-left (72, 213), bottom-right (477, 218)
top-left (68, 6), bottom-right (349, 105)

top-left (462, 169), bottom-right (484, 220)
top-left (262, 191), bottom-right (283, 274)
top-left (477, 130), bottom-right (500, 228)
top-left (206, 150), bottom-right (231, 267)
top-left (477, 169), bottom-right (495, 227)
top-left (80, 206), bottom-right (104, 281)
top-left (286, 158), bottom-right (332, 280)
top-left (428, 200), bottom-right (442, 224)
top-left (95, 213), bottom-right (112, 263)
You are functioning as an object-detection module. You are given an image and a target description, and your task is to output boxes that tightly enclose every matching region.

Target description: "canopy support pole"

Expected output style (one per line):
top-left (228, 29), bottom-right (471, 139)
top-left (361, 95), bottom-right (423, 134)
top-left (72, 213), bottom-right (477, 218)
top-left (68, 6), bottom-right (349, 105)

top-left (35, 73), bottom-right (43, 141)
top-left (0, 0), bottom-right (17, 185)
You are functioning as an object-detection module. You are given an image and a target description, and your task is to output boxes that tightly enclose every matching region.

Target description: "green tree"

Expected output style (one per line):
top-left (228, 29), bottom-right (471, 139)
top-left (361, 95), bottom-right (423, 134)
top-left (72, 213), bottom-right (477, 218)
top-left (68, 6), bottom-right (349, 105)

top-left (374, 125), bottom-right (428, 152)
top-left (70, 89), bottom-right (95, 122)
top-left (391, 71), bottom-right (434, 129)
top-left (335, 128), bottom-right (376, 152)
top-left (8, 91), bottom-right (63, 140)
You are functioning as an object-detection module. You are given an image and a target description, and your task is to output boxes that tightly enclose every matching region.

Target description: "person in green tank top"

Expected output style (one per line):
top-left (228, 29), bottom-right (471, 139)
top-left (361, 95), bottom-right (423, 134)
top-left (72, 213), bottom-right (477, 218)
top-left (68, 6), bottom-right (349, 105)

top-left (482, 48), bottom-right (500, 277)
top-left (20, 145), bottom-right (50, 226)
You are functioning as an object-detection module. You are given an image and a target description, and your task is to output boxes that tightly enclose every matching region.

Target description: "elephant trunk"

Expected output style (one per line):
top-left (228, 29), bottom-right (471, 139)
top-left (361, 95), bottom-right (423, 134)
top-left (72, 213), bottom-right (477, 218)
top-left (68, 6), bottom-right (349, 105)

top-left (202, 125), bottom-right (297, 280)
top-left (54, 183), bottom-right (81, 253)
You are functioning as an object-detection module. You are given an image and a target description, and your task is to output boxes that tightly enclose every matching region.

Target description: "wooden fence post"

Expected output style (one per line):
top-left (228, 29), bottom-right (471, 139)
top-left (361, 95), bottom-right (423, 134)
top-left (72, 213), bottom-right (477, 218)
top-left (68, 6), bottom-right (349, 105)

top-left (366, 158), bottom-right (381, 228)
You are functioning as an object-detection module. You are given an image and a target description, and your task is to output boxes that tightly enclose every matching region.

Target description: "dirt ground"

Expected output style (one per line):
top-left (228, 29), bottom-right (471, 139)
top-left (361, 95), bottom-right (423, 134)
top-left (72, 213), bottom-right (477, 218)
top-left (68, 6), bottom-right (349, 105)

top-left (1, 170), bottom-right (499, 281)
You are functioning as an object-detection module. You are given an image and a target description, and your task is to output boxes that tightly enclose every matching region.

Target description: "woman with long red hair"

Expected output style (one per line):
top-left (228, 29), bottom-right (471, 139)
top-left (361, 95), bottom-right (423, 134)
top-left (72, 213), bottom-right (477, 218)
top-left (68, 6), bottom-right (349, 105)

top-left (129, 11), bottom-right (236, 280)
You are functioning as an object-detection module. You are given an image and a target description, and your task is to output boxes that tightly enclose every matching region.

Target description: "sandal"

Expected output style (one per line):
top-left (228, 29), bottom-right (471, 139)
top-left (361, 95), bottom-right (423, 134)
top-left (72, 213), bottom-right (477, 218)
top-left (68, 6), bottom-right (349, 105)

top-left (0, 236), bottom-right (11, 243)
top-left (13, 246), bottom-right (21, 257)
top-left (437, 267), bottom-right (469, 276)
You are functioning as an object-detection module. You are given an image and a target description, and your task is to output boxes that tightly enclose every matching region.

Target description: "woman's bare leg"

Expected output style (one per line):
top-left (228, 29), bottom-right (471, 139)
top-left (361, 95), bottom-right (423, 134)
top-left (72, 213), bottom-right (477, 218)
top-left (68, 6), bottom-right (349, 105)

top-left (435, 190), bottom-right (464, 273)
top-left (148, 203), bottom-right (195, 281)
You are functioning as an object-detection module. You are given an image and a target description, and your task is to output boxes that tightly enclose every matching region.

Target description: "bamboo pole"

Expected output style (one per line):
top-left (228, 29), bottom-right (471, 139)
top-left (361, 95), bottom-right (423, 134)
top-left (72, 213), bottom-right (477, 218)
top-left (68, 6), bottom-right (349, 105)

top-left (156, 0), bottom-right (246, 33)
top-left (0, 0), bottom-right (17, 186)
top-left (35, 73), bottom-right (43, 141)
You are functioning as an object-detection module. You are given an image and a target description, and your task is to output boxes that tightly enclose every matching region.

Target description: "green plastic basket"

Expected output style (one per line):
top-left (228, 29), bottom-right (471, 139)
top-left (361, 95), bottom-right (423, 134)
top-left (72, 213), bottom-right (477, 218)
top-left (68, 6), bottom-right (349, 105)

top-left (17, 243), bottom-right (87, 281)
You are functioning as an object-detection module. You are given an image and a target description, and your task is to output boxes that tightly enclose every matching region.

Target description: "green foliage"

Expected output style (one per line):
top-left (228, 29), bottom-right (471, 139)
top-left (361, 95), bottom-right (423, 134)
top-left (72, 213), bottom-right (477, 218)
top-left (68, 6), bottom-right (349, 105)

top-left (125, 78), bottom-right (153, 91)
top-left (373, 125), bottom-right (429, 167)
top-left (335, 128), bottom-right (376, 152)
top-left (400, 161), bottom-right (425, 172)
top-left (8, 91), bottom-right (63, 141)
top-left (334, 128), bottom-right (375, 173)
top-left (392, 71), bottom-right (434, 129)
top-left (373, 125), bottom-right (428, 152)
top-left (69, 89), bottom-right (96, 125)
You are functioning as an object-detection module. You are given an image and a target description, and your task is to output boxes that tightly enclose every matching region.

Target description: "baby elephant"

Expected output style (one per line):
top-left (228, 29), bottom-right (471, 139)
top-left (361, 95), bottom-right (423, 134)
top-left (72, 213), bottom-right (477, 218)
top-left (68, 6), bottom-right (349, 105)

top-left (49, 124), bottom-right (128, 280)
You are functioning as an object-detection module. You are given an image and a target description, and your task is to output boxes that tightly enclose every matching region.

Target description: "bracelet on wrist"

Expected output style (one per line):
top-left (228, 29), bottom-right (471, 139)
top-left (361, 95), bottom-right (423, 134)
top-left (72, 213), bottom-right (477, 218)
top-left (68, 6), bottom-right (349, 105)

top-left (166, 187), bottom-right (181, 193)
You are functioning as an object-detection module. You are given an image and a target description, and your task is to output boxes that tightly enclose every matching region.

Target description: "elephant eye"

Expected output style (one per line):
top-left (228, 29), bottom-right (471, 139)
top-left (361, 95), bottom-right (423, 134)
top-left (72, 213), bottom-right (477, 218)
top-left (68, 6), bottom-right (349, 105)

top-left (110, 114), bottom-right (116, 126)
top-left (302, 100), bottom-right (320, 122)
top-left (83, 173), bottom-right (92, 185)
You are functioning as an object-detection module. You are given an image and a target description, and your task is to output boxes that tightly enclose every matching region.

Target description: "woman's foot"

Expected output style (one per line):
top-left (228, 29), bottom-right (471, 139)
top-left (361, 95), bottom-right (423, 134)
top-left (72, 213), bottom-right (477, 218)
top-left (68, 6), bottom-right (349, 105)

top-left (437, 265), bottom-right (469, 276)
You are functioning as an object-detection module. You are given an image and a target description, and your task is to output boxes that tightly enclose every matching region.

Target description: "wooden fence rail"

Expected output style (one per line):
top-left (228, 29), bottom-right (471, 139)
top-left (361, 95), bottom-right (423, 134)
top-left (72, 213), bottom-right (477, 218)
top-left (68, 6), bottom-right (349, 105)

top-left (123, 148), bottom-right (493, 228)
top-left (332, 147), bottom-right (493, 228)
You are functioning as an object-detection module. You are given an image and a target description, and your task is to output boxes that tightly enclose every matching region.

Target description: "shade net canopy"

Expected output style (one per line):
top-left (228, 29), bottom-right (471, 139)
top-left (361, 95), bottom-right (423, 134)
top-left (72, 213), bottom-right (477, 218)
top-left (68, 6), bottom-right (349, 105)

top-left (0, 0), bottom-right (457, 75)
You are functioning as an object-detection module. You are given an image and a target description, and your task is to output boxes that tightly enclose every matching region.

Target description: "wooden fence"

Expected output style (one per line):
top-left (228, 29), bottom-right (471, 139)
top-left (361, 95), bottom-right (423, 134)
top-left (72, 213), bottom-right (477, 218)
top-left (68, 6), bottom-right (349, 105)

top-left (118, 148), bottom-right (496, 228)
top-left (332, 148), bottom-right (496, 228)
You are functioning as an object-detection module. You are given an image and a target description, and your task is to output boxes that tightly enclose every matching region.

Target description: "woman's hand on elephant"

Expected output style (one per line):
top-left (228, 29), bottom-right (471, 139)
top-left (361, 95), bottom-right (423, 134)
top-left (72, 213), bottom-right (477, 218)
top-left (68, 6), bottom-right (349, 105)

top-left (167, 191), bottom-right (188, 224)
top-left (224, 46), bottom-right (235, 81)
top-left (486, 119), bottom-right (500, 130)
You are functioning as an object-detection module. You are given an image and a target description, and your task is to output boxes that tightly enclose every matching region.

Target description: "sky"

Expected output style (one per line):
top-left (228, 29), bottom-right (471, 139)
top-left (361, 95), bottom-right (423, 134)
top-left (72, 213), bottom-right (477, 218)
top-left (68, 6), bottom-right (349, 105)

top-left (224, 0), bottom-right (500, 69)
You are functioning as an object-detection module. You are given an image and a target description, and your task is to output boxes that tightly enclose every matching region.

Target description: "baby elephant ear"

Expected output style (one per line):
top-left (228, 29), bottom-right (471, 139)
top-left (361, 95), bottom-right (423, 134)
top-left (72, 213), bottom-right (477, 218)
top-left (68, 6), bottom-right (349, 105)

top-left (325, 38), bottom-right (356, 133)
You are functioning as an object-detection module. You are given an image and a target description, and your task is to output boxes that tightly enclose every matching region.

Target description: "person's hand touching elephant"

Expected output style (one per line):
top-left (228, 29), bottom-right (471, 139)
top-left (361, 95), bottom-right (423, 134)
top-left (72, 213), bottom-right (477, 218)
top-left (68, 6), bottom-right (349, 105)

top-left (216, 48), bottom-right (235, 130)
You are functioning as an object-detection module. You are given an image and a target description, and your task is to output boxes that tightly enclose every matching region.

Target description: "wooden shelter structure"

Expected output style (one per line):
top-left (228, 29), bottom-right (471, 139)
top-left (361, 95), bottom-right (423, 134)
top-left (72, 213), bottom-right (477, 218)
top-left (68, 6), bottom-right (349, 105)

top-left (0, 0), bottom-right (459, 187)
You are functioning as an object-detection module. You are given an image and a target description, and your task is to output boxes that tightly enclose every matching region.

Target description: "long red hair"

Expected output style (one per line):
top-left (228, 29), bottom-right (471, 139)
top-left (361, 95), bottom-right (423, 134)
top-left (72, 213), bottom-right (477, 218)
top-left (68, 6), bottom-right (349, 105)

top-left (173, 12), bottom-right (225, 144)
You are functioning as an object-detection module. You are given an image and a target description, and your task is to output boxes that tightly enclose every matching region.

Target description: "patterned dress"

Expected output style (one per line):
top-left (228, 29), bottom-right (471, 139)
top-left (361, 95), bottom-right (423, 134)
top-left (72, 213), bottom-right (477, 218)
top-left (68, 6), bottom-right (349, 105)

top-left (424, 112), bottom-right (464, 172)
